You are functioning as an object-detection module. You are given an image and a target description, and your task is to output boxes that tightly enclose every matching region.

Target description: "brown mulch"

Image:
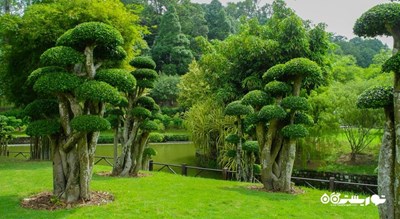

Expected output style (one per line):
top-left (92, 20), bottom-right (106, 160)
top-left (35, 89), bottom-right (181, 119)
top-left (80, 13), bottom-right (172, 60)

top-left (21, 191), bottom-right (114, 211)
top-left (247, 184), bottom-right (305, 195)
top-left (96, 171), bottom-right (152, 178)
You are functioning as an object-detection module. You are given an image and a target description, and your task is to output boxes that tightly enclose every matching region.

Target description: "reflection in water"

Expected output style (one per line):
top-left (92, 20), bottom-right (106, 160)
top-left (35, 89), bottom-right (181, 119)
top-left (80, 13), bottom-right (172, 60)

top-left (9, 143), bottom-right (196, 165)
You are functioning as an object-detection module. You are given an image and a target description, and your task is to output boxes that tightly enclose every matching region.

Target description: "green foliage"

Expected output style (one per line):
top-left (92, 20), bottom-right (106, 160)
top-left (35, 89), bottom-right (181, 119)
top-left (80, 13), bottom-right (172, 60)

top-left (57, 22), bottom-right (124, 51)
top-left (284, 58), bottom-right (322, 79)
top-left (354, 3), bottom-right (400, 37)
top-left (263, 64), bottom-right (286, 82)
top-left (258, 105), bottom-right (286, 121)
top-left (224, 101), bottom-right (253, 116)
top-left (33, 72), bottom-right (82, 94)
top-left (130, 56), bottom-right (156, 69)
top-left (137, 96), bottom-right (157, 111)
top-left (151, 5), bottom-right (193, 75)
top-left (294, 113), bottom-right (314, 126)
top-left (70, 115), bottom-right (111, 132)
top-left (95, 69), bottom-right (136, 93)
top-left (281, 124), bottom-right (308, 139)
top-left (264, 81), bottom-right (292, 97)
top-left (143, 147), bottom-right (157, 157)
top-left (75, 81), bottom-right (122, 105)
top-left (226, 149), bottom-right (237, 158)
top-left (132, 69), bottom-right (158, 80)
top-left (26, 119), bottom-right (61, 136)
top-left (131, 107), bottom-right (152, 119)
top-left (241, 90), bottom-right (271, 109)
top-left (149, 133), bottom-right (165, 143)
top-left (0, 0), bottom-right (147, 105)
top-left (225, 134), bottom-right (240, 144)
top-left (140, 120), bottom-right (159, 132)
top-left (382, 52), bottom-right (400, 73)
top-left (24, 99), bottom-right (59, 119)
top-left (40, 46), bottom-right (84, 67)
top-left (357, 86), bottom-right (393, 109)
top-left (136, 79), bottom-right (155, 89)
top-left (243, 141), bottom-right (259, 154)
top-left (281, 96), bottom-right (309, 111)
top-left (26, 66), bottom-right (67, 86)
top-left (150, 74), bottom-right (180, 105)
top-left (205, 0), bottom-right (234, 40)
top-left (332, 36), bottom-right (389, 68)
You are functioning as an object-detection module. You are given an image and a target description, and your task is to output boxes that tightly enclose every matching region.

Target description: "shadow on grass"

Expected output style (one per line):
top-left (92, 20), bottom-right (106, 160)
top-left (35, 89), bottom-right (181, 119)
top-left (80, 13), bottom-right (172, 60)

top-left (219, 186), bottom-right (299, 201)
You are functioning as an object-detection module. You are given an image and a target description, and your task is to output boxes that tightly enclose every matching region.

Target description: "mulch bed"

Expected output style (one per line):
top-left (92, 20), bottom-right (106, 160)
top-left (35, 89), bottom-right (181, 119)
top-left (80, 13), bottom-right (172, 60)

top-left (247, 184), bottom-right (305, 195)
top-left (21, 191), bottom-right (114, 211)
top-left (96, 171), bottom-right (152, 178)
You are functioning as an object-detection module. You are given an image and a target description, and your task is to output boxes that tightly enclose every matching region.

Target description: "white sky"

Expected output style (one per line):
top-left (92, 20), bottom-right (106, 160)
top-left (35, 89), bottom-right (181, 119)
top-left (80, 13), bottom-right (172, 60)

top-left (193, 0), bottom-right (393, 47)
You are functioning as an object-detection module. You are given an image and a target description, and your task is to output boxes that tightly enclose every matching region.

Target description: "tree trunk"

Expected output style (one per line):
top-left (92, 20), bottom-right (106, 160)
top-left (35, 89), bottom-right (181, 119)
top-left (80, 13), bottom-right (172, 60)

top-left (131, 132), bottom-right (150, 176)
top-left (392, 35), bottom-right (400, 219)
top-left (378, 107), bottom-right (395, 219)
top-left (236, 115), bottom-right (244, 181)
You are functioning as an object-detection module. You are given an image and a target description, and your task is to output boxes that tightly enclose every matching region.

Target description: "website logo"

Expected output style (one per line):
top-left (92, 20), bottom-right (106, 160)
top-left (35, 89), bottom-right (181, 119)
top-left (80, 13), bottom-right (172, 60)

top-left (320, 193), bottom-right (386, 206)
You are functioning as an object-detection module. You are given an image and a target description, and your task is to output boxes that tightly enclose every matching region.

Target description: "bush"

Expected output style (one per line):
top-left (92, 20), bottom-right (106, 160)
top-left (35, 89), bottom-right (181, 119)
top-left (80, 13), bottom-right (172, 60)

top-left (95, 69), bottom-right (136, 92)
top-left (98, 135), bottom-right (114, 144)
top-left (149, 133), bottom-right (165, 142)
top-left (71, 115), bottom-right (111, 132)
top-left (75, 80), bottom-right (122, 105)
top-left (130, 56), bottom-right (156, 69)
top-left (164, 134), bottom-right (189, 141)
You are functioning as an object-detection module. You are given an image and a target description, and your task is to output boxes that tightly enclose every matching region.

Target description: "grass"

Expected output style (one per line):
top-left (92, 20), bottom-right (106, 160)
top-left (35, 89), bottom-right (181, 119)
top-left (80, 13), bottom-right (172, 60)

top-left (0, 157), bottom-right (379, 218)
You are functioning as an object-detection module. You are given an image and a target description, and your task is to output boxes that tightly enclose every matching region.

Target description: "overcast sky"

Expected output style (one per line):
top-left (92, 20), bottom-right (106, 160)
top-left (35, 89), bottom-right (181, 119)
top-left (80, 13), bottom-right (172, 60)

top-left (193, 0), bottom-right (393, 47)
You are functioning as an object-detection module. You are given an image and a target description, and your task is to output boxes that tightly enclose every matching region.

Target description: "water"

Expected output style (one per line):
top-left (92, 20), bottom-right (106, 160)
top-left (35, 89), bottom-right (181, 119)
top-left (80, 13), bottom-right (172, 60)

top-left (8, 142), bottom-right (196, 165)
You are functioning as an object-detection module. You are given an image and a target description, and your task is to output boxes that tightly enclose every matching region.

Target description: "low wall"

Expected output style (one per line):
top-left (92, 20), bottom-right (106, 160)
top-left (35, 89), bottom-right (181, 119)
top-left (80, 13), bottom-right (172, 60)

top-left (292, 169), bottom-right (377, 194)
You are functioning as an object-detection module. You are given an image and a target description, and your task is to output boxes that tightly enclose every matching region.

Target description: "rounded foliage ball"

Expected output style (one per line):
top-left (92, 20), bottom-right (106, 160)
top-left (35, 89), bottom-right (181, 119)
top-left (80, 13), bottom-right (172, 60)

top-left (137, 96), bottom-right (157, 110)
top-left (130, 56), bottom-right (156, 69)
top-left (131, 107), bottom-right (152, 119)
top-left (56, 22), bottom-right (123, 50)
top-left (243, 141), bottom-right (259, 154)
top-left (27, 66), bottom-right (67, 86)
top-left (284, 58), bottom-right (321, 78)
top-left (357, 86), bottom-right (393, 109)
top-left (143, 147), bottom-right (157, 157)
top-left (258, 105), bottom-right (286, 121)
top-left (263, 64), bottom-right (286, 82)
top-left (281, 124), bottom-right (308, 139)
top-left (71, 115), bottom-right (111, 132)
top-left (40, 46), bottom-right (84, 67)
top-left (24, 99), bottom-right (59, 119)
top-left (382, 52), bottom-right (400, 73)
top-left (226, 149), bottom-right (237, 158)
top-left (136, 79), bottom-right (155, 89)
top-left (26, 119), bottom-right (61, 136)
top-left (34, 72), bottom-right (82, 94)
top-left (95, 69), bottom-right (136, 92)
top-left (264, 81), bottom-right (292, 97)
top-left (75, 80), bottom-right (122, 105)
top-left (132, 69), bottom-right (158, 80)
top-left (241, 90), bottom-right (271, 109)
top-left (225, 134), bottom-right (240, 144)
top-left (294, 113), bottom-right (314, 126)
top-left (224, 101), bottom-right (253, 116)
top-left (140, 120), bottom-right (159, 131)
top-left (354, 3), bottom-right (400, 37)
top-left (281, 96), bottom-right (309, 111)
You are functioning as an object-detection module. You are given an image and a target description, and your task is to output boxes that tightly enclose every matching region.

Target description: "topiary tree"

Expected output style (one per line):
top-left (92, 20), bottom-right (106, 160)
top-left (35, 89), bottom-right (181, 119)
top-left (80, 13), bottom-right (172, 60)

top-left (26, 22), bottom-right (127, 203)
top-left (111, 56), bottom-right (161, 177)
top-left (241, 57), bottom-right (321, 192)
top-left (354, 4), bottom-right (400, 217)
top-left (224, 100), bottom-right (252, 181)
top-left (357, 86), bottom-right (395, 218)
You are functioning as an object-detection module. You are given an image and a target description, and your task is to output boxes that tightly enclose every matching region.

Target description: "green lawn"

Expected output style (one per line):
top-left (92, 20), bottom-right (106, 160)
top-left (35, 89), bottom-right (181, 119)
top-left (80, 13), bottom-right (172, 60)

top-left (0, 157), bottom-right (379, 218)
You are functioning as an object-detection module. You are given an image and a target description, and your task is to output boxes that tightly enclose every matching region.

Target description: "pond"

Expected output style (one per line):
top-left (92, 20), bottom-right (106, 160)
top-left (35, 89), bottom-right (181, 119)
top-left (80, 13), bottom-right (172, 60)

top-left (8, 142), bottom-right (197, 165)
